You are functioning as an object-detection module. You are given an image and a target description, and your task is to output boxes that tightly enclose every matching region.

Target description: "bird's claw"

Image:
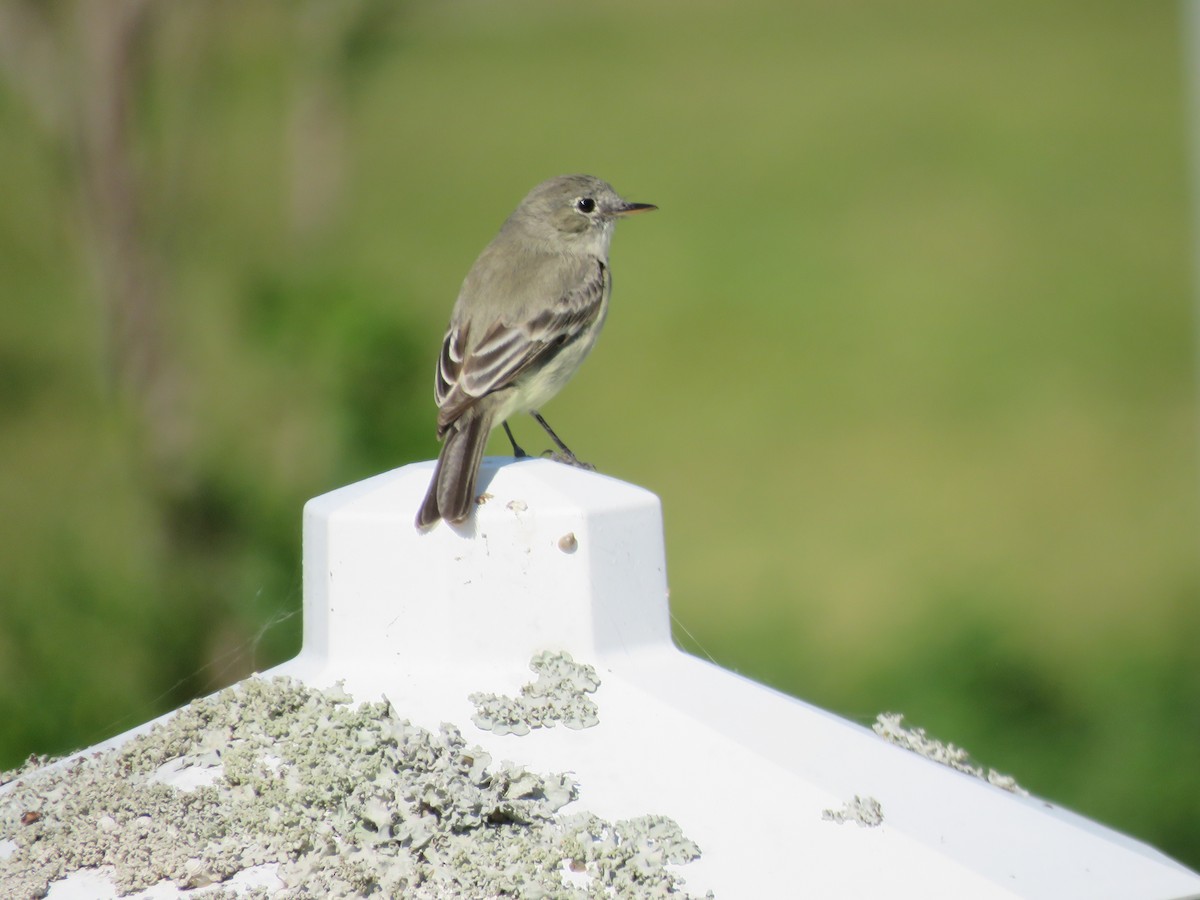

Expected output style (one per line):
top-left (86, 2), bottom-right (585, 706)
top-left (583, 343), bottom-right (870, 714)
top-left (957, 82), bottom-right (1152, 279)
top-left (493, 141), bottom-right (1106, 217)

top-left (541, 449), bottom-right (596, 471)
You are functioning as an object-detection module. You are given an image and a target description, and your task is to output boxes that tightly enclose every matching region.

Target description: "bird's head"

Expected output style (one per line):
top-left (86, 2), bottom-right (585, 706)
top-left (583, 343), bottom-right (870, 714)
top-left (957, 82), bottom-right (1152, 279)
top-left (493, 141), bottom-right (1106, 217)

top-left (510, 174), bottom-right (656, 252)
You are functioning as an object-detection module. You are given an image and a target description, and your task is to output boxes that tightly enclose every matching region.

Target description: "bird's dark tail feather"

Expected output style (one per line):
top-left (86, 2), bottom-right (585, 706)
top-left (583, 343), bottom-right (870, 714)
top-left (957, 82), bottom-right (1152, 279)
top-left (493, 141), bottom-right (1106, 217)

top-left (416, 412), bottom-right (492, 527)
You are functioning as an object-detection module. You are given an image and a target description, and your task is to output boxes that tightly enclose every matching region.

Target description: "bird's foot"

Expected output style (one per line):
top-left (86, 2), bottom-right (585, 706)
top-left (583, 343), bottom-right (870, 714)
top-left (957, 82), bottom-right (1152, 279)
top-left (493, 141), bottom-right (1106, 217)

top-left (503, 424), bottom-right (530, 458)
top-left (542, 449), bottom-right (596, 471)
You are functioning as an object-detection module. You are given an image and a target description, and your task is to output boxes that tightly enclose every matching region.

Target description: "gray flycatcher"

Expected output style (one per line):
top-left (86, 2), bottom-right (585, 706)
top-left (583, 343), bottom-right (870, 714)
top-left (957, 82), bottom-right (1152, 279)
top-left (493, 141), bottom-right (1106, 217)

top-left (416, 174), bottom-right (656, 527)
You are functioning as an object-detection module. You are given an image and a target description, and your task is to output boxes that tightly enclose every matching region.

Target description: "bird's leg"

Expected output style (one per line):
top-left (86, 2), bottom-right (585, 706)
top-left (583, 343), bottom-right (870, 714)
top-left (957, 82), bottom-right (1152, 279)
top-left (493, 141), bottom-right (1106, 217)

top-left (502, 422), bottom-right (529, 458)
top-left (531, 411), bottom-right (596, 471)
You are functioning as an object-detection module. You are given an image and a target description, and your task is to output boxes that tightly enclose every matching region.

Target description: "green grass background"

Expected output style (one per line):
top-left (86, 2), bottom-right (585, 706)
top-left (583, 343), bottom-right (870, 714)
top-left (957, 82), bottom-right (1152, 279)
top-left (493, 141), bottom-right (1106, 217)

top-left (3, 0), bottom-right (1199, 872)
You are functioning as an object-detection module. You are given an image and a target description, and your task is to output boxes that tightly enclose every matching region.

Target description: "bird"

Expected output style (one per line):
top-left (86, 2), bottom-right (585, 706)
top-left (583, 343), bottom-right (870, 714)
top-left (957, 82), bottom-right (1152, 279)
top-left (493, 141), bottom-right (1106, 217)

top-left (416, 174), bottom-right (656, 527)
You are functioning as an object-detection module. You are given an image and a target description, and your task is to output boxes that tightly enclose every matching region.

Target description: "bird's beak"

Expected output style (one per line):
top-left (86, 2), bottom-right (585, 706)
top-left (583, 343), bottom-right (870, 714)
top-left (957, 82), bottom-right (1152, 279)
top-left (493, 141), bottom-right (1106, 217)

top-left (615, 202), bottom-right (657, 216)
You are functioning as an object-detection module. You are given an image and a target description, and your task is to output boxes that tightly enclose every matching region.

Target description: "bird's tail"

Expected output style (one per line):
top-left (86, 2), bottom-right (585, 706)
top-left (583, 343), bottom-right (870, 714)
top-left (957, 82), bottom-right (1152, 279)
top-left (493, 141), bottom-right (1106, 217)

top-left (416, 411), bottom-right (492, 527)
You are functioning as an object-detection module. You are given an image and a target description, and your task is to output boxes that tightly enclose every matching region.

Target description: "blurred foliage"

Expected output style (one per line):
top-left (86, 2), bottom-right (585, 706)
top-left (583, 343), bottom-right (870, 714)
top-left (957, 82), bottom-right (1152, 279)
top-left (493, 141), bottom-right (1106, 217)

top-left (1, 0), bottom-right (1198, 874)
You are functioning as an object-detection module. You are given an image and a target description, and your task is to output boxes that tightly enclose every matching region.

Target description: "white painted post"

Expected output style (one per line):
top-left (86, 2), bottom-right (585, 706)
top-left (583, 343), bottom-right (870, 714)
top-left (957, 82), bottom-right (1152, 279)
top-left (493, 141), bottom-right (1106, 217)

top-left (288, 457), bottom-right (671, 673)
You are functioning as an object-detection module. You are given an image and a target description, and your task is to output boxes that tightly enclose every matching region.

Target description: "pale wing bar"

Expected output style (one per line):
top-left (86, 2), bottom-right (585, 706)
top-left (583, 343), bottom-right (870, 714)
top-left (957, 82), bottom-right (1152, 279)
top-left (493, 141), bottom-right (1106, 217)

top-left (434, 258), bottom-right (608, 434)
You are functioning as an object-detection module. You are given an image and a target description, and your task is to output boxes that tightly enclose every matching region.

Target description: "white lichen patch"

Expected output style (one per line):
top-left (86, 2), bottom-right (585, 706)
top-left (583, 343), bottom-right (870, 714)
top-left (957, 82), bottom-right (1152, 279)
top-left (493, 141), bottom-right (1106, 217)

top-left (873, 712), bottom-right (1028, 796)
top-left (822, 795), bottom-right (884, 828)
top-left (470, 651), bottom-right (601, 736)
top-left (0, 677), bottom-right (708, 898)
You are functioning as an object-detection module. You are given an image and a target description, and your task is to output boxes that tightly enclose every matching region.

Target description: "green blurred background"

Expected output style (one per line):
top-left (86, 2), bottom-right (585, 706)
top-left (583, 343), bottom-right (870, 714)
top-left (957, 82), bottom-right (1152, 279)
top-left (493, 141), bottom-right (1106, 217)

top-left (2, 0), bottom-right (1198, 872)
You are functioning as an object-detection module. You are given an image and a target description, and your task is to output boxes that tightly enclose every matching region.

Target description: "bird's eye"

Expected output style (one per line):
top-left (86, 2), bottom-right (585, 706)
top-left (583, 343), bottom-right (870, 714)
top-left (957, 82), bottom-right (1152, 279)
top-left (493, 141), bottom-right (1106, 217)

top-left (575, 197), bottom-right (596, 213)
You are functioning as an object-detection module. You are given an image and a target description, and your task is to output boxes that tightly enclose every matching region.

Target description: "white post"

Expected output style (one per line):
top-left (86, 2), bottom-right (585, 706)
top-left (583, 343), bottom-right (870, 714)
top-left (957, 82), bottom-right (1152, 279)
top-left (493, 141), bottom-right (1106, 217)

top-left (289, 457), bottom-right (671, 672)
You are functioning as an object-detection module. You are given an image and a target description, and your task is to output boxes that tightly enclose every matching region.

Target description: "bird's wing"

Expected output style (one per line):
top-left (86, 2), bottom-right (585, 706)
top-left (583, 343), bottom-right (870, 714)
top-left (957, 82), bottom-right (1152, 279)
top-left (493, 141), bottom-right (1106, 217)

top-left (435, 257), bottom-right (608, 433)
